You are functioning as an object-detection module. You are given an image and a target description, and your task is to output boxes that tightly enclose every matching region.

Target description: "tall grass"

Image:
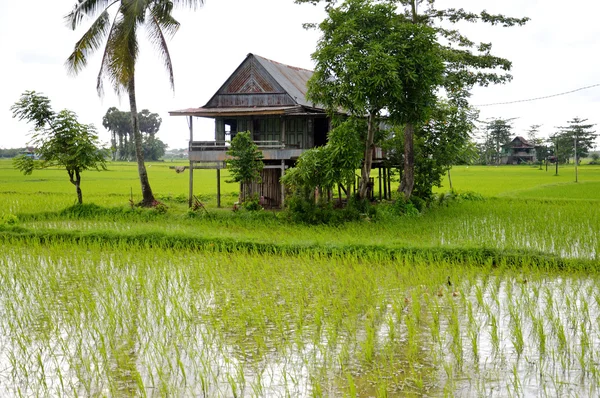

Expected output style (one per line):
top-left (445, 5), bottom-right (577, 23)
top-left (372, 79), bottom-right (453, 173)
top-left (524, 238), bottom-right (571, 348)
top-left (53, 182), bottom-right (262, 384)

top-left (1, 242), bottom-right (599, 396)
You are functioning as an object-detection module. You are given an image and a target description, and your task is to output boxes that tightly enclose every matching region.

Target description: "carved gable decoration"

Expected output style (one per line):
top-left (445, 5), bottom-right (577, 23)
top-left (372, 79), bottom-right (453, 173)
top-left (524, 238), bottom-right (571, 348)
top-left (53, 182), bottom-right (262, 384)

top-left (205, 55), bottom-right (297, 108)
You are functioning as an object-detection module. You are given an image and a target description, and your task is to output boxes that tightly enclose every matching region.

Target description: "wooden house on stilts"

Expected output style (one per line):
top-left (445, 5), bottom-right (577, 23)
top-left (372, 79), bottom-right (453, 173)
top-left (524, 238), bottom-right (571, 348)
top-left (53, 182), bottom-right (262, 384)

top-left (170, 53), bottom-right (390, 208)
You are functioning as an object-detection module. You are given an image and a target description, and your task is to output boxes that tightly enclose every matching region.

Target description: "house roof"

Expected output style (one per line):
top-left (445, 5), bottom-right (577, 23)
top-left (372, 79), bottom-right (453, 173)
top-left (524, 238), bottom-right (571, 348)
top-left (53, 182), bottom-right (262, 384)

top-left (169, 54), bottom-right (322, 118)
top-left (252, 54), bottom-right (314, 108)
top-left (503, 136), bottom-right (536, 148)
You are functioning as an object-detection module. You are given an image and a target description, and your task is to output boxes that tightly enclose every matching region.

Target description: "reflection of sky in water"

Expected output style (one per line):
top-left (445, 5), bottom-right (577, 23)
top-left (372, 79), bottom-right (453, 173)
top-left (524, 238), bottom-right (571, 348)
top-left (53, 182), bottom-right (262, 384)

top-left (1, 255), bottom-right (600, 397)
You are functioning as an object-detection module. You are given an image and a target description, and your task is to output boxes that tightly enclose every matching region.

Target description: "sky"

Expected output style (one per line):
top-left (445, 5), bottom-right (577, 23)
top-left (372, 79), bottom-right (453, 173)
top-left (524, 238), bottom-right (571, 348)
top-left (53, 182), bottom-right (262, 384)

top-left (1, 0), bottom-right (600, 150)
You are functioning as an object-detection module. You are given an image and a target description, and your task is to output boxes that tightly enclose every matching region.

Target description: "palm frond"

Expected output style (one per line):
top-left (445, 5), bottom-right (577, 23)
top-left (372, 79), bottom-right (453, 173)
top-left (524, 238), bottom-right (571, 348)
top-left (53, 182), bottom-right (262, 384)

top-left (65, 10), bottom-right (112, 76)
top-left (146, 15), bottom-right (177, 90)
top-left (170, 0), bottom-right (205, 10)
top-left (96, 11), bottom-right (121, 97)
top-left (105, 11), bottom-right (139, 94)
top-left (150, 1), bottom-right (180, 37)
top-left (64, 0), bottom-right (119, 30)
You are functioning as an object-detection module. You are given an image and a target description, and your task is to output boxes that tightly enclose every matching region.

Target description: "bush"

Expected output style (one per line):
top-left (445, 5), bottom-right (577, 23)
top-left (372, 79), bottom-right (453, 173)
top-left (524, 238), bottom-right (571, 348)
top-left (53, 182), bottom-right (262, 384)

top-left (284, 195), bottom-right (372, 224)
top-left (242, 196), bottom-right (263, 212)
top-left (392, 198), bottom-right (420, 217)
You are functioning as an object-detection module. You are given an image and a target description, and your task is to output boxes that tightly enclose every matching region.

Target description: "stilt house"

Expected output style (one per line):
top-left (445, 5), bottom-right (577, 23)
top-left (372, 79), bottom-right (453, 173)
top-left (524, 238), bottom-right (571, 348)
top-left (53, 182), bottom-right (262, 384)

top-left (500, 136), bottom-right (537, 164)
top-left (170, 53), bottom-right (388, 208)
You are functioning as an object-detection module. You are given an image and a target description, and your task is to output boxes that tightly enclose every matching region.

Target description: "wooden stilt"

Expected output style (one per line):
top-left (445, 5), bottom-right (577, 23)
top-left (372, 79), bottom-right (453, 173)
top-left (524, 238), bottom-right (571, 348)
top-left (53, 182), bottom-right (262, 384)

top-left (188, 116), bottom-right (194, 208)
top-left (378, 167), bottom-right (382, 201)
top-left (387, 167), bottom-right (392, 200)
top-left (216, 168), bottom-right (221, 208)
top-left (281, 160), bottom-right (285, 208)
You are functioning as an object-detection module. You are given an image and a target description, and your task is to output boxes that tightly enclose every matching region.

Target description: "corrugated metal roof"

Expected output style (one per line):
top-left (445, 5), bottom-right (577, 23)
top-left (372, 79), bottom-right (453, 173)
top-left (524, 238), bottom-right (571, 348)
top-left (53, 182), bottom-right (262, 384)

top-left (252, 54), bottom-right (314, 108)
top-left (169, 106), bottom-right (301, 117)
top-left (170, 54), bottom-right (322, 117)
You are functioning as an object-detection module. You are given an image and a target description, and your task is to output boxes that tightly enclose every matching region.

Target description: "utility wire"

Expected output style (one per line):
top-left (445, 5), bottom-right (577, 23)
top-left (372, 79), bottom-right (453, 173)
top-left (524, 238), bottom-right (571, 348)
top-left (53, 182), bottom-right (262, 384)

top-left (473, 83), bottom-right (600, 107)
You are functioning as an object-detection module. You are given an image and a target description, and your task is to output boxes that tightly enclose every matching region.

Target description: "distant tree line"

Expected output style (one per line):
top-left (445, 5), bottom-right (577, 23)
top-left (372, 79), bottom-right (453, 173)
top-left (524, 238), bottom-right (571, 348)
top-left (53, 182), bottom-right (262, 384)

top-left (475, 117), bottom-right (597, 165)
top-left (0, 148), bottom-right (27, 158)
top-left (103, 107), bottom-right (167, 161)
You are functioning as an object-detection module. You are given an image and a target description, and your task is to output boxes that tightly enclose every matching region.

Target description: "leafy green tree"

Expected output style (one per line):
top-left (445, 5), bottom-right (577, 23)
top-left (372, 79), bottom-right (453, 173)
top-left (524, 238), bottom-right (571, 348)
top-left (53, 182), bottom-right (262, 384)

top-left (65, 0), bottom-right (204, 206)
top-left (11, 91), bottom-right (107, 204)
top-left (526, 124), bottom-right (549, 166)
top-left (482, 118), bottom-right (514, 164)
top-left (557, 117), bottom-right (597, 163)
top-left (307, 0), bottom-right (443, 200)
top-left (385, 100), bottom-right (477, 199)
top-left (143, 135), bottom-right (168, 161)
top-left (298, 0), bottom-right (528, 197)
top-left (283, 117), bottom-right (364, 203)
top-left (226, 131), bottom-right (264, 201)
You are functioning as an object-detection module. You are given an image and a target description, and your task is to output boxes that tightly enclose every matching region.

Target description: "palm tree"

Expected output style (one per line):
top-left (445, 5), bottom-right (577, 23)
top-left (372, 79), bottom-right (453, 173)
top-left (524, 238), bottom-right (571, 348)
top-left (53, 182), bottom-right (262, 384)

top-left (65, 0), bottom-right (204, 206)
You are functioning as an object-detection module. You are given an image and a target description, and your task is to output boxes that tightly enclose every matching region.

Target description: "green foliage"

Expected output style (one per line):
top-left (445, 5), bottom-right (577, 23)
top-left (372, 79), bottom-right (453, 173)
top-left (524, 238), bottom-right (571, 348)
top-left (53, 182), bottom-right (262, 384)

top-left (283, 118), bottom-right (364, 203)
top-left (226, 131), bottom-right (264, 200)
top-left (308, 0), bottom-right (444, 199)
top-left (1, 214), bottom-right (18, 226)
top-left (103, 107), bottom-right (167, 161)
top-left (242, 196), bottom-right (263, 212)
top-left (479, 118), bottom-right (514, 165)
top-left (284, 195), bottom-right (373, 224)
top-left (11, 91), bottom-right (108, 204)
top-left (0, 148), bottom-right (27, 158)
top-left (385, 100), bottom-right (478, 200)
top-left (556, 117), bottom-right (597, 163)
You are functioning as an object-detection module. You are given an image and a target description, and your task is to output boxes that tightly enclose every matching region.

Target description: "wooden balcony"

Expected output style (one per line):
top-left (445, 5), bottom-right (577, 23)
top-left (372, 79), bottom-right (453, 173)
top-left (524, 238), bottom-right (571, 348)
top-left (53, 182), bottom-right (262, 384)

top-left (188, 141), bottom-right (387, 163)
top-left (189, 140), bottom-right (305, 162)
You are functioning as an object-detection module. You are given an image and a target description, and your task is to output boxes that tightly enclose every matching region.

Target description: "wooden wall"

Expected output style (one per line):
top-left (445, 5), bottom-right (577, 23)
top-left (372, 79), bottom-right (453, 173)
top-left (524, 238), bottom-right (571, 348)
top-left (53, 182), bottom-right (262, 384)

top-left (241, 168), bottom-right (282, 208)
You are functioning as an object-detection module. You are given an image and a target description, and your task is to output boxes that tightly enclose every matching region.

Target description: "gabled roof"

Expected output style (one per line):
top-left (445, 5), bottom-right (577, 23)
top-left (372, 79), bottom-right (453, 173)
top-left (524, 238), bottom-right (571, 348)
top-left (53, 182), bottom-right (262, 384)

top-left (170, 54), bottom-right (322, 117)
top-left (253, 54), bottom-right (314, 108)
top-left (503, 136), bottom-right (536, 149)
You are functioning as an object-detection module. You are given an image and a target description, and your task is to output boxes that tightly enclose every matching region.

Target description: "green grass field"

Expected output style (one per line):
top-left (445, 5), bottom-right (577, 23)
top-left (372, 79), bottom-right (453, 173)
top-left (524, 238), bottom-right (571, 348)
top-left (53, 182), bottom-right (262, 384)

top-left (1, 158), bottom-right (600, 396)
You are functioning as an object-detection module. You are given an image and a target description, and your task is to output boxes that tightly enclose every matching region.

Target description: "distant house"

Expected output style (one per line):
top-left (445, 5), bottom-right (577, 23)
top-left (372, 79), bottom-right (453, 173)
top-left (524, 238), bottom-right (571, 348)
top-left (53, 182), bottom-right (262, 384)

top-left (500, 136), bottom-right (536, 164)
top-left (170, 53), bottom-right (388, 208)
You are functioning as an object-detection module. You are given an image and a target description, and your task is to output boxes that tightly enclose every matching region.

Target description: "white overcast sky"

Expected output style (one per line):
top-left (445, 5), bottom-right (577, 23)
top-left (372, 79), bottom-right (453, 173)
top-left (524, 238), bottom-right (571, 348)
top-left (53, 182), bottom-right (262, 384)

top-left (1, 0), bottom-right (599, 150)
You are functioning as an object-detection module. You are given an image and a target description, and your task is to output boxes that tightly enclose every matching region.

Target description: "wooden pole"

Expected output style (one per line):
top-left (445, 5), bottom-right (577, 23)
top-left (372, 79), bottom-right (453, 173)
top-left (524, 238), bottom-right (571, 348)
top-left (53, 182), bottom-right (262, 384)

top-left (216, 168), bottom-right (221, 208)
top-left (387, 167), bottom-right (392, 200)
top-left (378, 167), bottom-right (382, 201)
top-left (574, 134), bottom-right (578, 182)
top-left (188, 116), bottom-right (194, 208)
top-left (383, 167), bottom-right (387, 199)
top-left (280, 160), bottom-right (285, 208)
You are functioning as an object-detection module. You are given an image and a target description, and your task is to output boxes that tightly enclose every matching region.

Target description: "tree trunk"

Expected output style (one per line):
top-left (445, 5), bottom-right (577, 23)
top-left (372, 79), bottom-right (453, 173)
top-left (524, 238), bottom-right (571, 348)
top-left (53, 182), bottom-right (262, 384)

top-left (399, 122), bottom-right (415, 199)
top-left (359, 113), bottom-right (376, 199)
top-left (128, 77), bottom-right (155, 206)
top-left (75, 170), bottom-right (82, 204)
top-left (68, 169), bottom-right (83, 204)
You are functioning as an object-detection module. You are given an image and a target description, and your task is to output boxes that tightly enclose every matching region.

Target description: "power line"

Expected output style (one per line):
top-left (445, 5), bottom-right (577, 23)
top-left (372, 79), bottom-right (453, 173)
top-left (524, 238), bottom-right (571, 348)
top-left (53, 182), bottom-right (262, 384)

top-left (473, 83), bottom-right (600, 107)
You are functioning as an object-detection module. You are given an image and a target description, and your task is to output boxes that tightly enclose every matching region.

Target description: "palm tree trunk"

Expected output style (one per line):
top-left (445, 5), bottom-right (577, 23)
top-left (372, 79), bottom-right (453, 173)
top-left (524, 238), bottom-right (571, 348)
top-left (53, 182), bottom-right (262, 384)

top-left (359, 113), bottom-right (376, 199)
top-left (128, 76), bottom-right (155, 206)
top-left (399, 122), bottom-right (415, 199)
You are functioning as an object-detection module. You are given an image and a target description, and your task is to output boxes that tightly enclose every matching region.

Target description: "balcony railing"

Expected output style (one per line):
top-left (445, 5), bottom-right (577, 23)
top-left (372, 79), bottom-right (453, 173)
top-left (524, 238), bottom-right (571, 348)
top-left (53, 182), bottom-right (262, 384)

top-left (190, 140), bottom-right (285, 151)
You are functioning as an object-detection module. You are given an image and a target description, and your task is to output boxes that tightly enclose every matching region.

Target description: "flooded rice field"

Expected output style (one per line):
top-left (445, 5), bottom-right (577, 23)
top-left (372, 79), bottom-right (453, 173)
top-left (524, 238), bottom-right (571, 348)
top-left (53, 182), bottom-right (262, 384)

top-left (0, 243), bottom-right (599, 397)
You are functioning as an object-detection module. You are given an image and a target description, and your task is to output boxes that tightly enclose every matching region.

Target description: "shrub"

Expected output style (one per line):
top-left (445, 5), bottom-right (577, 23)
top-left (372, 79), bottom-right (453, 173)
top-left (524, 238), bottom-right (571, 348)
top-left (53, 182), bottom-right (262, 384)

top-left (242, 196), bottom-right (263, 212)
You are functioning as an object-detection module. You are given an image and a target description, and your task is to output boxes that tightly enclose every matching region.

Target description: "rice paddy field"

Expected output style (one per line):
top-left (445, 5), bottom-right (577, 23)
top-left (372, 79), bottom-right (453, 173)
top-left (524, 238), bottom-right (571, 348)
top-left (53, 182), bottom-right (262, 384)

top-left (1, 159), bottom-right (600, 397)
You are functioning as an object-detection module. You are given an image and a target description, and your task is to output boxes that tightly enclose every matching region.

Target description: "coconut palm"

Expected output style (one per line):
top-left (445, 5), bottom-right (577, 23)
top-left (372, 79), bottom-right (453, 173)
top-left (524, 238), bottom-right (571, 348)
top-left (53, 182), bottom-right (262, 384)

top-left (65, 0), bottom-right (204, 206)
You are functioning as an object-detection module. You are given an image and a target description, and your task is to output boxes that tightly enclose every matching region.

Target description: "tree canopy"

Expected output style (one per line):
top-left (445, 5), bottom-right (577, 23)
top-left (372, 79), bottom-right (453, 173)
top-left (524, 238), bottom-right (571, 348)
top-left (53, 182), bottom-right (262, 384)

top-left (102, 107), bottom-right (166, 161)
top-left (226, 131), bottom-right (264, 201)
top-left (11, 91), bottom-right (108, 204)
top-left (298, 0), bottom-right (528, 200)
top-left (556, 117), bottom-right (597, 163)
top-left (307, 0), bottom-right (444, 199)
